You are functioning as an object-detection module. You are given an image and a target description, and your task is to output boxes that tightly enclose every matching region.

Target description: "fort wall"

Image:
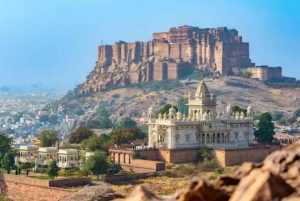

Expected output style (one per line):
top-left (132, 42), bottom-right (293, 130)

top-left (245, 66), bottom-right (282, 81)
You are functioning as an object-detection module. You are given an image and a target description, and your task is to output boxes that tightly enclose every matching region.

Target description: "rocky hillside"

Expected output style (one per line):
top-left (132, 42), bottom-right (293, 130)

top-left (115, 143), bottom-right (300, 201)
top-left (47, 76), bottom-right (300, 125)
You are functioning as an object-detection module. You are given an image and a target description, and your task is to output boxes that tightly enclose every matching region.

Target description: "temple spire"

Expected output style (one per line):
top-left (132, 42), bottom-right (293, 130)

top-left (195, 75), bottom-right (210, 98)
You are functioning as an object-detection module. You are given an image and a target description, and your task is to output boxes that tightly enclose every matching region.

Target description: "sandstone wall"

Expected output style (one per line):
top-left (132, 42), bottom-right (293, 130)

top-left (153, 32), bottom-right (170, 41)
top-left (109, 149), bottom-right (165, 173)
top-left (213, 145), bottom-right (280, 166)
top-left (0, 175), bottom-right (75, 201)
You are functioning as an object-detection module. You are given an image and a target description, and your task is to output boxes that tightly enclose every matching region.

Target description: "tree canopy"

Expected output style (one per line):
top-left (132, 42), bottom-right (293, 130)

top-left (177, 98), bottom-right (188, 115)
top-left (69, 126), bottom-right (94, 144)
top-left (86, 118), bottom-right (112, 129)
top-left (46, 161), bottom-right (60, 179)
top-left (40, 130), bottom-right (58, 147)
top-left (1, 152), bottom-right (15, 173)
top-left (116, 117), bottom-right (137, 129)
top-left (293, 108), bottom-right (300, 118)
top-left (254, 113), bottom-right (275, 142)
top-left (277, 118), bottom-right (286, 126)
top-left (83, 150), bottom-right (114, 180)
top-left (0, 132), bottom-right (13, 161)
top-left (232, 106), bottom-right (247, 114)
top-left (109, 127), bottom-right (146, 146)
top-left (81, 135), bottom-right (110, 152)
top-left (158, 104), bottom-right (178, 115)
top-left (270, 111), bottom-right (284, 121)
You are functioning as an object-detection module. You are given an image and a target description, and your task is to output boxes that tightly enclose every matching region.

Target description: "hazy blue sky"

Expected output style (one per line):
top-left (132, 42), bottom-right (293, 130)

top-left (0, 0), bottom-right (299, 90)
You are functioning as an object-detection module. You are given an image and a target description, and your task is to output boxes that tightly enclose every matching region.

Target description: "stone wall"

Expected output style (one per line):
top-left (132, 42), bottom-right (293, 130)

top-left (110, 144), bottom-right (280, 167)
top-left (0, 174), bottom-right (75, 201)
top-left (212, 144), bottom-right (281, 166)
top-left (245, 66), bottom-right (282, 81)
top-left (109, 149), bottom-right (165, 173)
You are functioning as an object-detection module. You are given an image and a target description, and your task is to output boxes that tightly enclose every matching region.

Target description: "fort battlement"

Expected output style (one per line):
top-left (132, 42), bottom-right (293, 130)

top-left (79, 25), bottom-right (283, 93)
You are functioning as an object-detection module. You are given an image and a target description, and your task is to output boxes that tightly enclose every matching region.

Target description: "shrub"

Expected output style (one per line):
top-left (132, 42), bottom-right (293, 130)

top-left (58, 171), bottom-right (66, 177)
top-left (198, 158), bottom-right (219, 172)
top-left (174, 164), bottom-right (196, 175)
top-left (117, 170), bottom-right (127, 175)
top-left (166, 164), bottom-right (173, 169)
top-left (74, 170), bottom-right (83, 178)
top-left (214, 167), bottom-right (224, 174)
top-left (208, 174), bottom-right (218, 180)
top-left (40, 168), bottom-right (46, 175)
top-left (112, 94), bottom-right (120, 99)
top-left (64, 170), bottom-right (72, 176)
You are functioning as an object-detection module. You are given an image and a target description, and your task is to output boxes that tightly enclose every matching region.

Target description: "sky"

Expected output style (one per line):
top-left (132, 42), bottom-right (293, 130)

top-left (0, 0), bottom-right (299, 90)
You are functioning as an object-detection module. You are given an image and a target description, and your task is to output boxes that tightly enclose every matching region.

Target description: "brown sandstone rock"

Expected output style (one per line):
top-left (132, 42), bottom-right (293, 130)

top-left (230, 169), bottom-right (294, 201)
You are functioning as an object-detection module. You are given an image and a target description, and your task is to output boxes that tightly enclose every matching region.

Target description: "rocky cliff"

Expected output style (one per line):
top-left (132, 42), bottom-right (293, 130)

top-left (114, 143), bottom-right (300, 201)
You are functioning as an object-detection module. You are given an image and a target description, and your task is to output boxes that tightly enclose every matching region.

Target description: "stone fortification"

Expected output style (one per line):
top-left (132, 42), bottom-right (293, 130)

top-left (79, 25), bottom-right (285, 93)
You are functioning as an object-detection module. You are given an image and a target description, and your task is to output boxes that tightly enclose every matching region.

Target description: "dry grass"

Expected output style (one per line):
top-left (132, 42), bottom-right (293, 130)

top-left (111, 163), bottom-right (239, 197)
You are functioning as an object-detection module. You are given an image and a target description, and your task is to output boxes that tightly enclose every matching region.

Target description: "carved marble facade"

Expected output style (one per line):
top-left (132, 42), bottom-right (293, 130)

top-left (147, 78), bottom-right (255, 149)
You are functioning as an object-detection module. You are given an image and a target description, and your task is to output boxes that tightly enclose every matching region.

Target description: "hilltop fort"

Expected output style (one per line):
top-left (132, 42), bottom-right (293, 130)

top-left (79, 25), bottom-right (283, 93)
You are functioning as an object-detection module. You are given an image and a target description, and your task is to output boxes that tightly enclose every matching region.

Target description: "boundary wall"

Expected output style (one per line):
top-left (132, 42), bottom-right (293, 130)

top-left (0, 174), bottom-right (91, 201)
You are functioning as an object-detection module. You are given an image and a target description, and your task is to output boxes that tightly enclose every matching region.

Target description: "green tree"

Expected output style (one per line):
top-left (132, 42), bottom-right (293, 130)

top-left (48, 115), bottom-right (58, 125)
top-left (1, 152), bottom-right (15, 174)
top-left (287, 116), bottom-right (297, 125)
top-left (199, 146), bottom-right (212, 162)
top-left (293, 108), bottom-right (300, 118)
top-left (158, 104), bottom-right (178, 115)
top-left (0, 133), bottom-right (13, 161)
top-left (99, 109), bottom-right (110, 118)
top-left (39, 115), bottom-right (49, 123)
top-left (108, 127), bottom-right (146, 146)
top-left (46, 161), bottom-right (60, 179)
top-left (254, 113), bottom-right (275, 142)
top-left (86, 120), bottom-right (101, 129)
top-left (100, 118), bottom-right (113, 129)
top-left (109, 129), bottom-right (134, 145)
top-left (81, 135), bottom-right (107, 151)
top-left (40, 130), bottom-right (58, 147)
top-left (75, 109), bottom-right (85, 116)
top-left (277, 118), bottom-right (287, 126)
top-left (177, 98), bottom-right (188, 115)
top-left (83, 150), bottom-right (114, 180)
top-left (69, 127), bottom-right (94, 144)
top-left (232, 106), bottom-right (247, 114)
top-left (270, 111), bottom-right (284, 121)
top-left (117, 117), bottom-right (137, 129)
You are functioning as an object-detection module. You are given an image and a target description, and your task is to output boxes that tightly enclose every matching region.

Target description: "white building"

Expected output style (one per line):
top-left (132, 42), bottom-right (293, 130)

top-left (17, 146), bottom-right (84, 170)
top-left (19, 145), bottom-right (39, 164)
top-left (147, 78), bottom-right (255, 149)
